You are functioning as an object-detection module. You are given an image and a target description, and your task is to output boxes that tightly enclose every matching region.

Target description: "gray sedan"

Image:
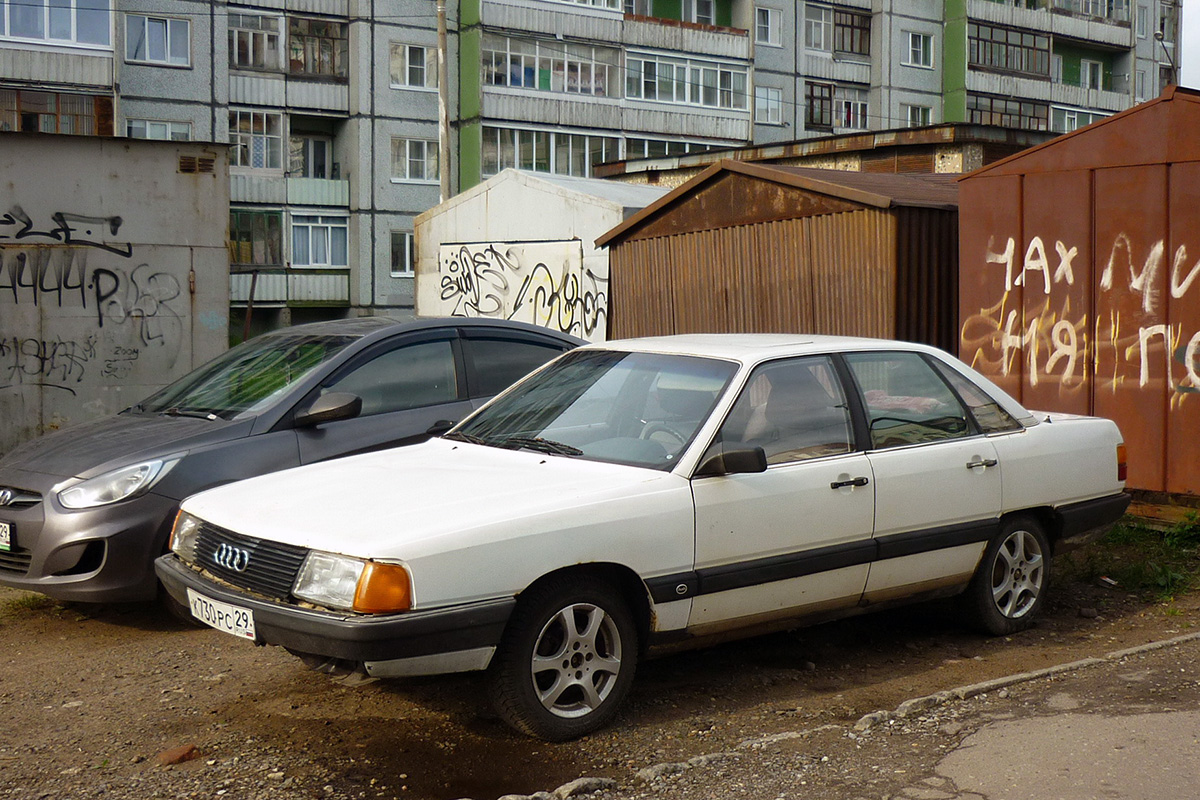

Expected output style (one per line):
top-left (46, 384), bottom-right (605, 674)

top-left (0, 317), bottom-right (581, 605)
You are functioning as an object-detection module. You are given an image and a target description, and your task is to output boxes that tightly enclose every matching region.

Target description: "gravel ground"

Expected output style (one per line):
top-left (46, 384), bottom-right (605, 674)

top-left (1, 559), bottom-right (1197, 800)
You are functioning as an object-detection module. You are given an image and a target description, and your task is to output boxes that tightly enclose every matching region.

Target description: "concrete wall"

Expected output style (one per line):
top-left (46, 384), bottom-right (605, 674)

top-left (0, 134), bottom-right (230, 455)
top-left (414, 170), bottom-right (668, 341)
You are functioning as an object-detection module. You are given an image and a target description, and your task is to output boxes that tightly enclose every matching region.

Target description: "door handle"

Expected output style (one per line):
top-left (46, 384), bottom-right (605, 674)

top-left (830, 476), bottom-right (870, 489)
top-left (966, 458), bottom-right (998, 469)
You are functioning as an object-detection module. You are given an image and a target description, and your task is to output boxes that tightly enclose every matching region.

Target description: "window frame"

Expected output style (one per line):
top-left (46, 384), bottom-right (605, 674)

top-left (902, 103), bottom-right (932, 127)
top-left (834, 86), bottom-right (867, 130)
top-left (288, 17), bottom-right (348, 79)
top-left (126, 118), bottom-right (192, 140)
top-left (804, 4), bottom-right (832, 51)
top-left (228, 209), bottom-right (284, 267)
top-left (390, 230), bottom-right (414, 277)
top-left (833, 9), bottom-right (870, 57)
top-left (754, 85), bottom-right (783, 124)
top-left (124, 13), bottom-right (190, 67)
top-left (229, 108), bottom-right (285, 171)
top-left (228, 12), bottom-right (282, 71)
top-left (389, 42), bottom-right (438, 90)
top-left (804, 80), bottom-right (833, 129)
top-left (902, 30), bottom-right (933, 69)
top-left (755, 6), bottom-right (781, 47)
top-left (1, 0), bottom-right (111, 48)
top-left (290, 213), bottom-right (349, 269)
top-left (625, 52), bottom-right (748, 111)
top-left (390, 136), bottom-right (439, 183)
top-left (289, 134), bottom-right (333, 179)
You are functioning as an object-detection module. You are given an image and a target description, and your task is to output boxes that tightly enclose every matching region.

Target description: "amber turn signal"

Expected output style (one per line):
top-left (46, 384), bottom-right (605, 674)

top-left (1116, 443), bottom-right (1127, 482)
top-left (353, 561), bottom-right (413, 613)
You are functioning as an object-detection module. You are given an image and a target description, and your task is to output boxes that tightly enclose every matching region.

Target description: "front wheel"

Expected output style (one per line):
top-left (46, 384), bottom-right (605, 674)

top-left (487, 575), bottom-right (637, 741)
top-left (964, 516), bottom-right (1050, 636)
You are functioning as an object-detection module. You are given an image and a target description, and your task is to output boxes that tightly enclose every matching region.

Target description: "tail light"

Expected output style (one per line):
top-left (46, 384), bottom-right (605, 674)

top-left (1116, 443), bottom-right (1127, 482)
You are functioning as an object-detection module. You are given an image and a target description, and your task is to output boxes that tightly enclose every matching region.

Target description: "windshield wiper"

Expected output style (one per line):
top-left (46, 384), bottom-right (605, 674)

top-left (162, 407), bottom-right (220, 421)
top-left (442, 431), bottom-right (489, 446)
top-left (499, 435), bottom-right (583, 456)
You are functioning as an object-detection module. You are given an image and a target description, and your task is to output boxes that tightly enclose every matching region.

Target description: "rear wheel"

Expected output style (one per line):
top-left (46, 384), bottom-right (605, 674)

top-left (965, 516), bottom-right (1050, 635)
top-left (488, 575), bottom-right (637, 741)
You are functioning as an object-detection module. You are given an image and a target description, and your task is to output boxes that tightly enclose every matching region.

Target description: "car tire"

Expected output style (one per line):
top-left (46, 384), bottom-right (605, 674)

top-left (487, 574), bottom-right (637, 741)
top-left (965, 516), bottom-right (1051, 636)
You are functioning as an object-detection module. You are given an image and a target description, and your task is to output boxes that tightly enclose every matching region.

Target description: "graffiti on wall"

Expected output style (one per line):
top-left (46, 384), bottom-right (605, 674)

top-left (436, 241), bottom-right (606, 340)
top-left (961, 233), bottom-right (1200, 402)
top-left (0, 206), bottom-right (183, 396)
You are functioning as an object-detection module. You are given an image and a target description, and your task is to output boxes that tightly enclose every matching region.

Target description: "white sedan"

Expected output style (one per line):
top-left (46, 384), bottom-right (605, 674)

top-left (157, 335), bottom-right (1129, 740)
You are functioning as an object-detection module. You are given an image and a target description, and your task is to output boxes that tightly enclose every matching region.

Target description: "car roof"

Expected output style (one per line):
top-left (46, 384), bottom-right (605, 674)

top-left (582, 333), bottom-right (944, 364)
top-left (257, 316), bottom-right (585, 346)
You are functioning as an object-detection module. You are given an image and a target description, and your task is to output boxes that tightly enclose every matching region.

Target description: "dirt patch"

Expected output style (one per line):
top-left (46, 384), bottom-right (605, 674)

top-left (1, 541), bottom-right (1197, 800)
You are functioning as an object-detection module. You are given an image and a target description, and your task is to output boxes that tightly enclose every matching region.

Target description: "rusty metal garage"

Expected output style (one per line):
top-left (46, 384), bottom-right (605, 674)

top-left (597, 160), bottom-right (960, 352)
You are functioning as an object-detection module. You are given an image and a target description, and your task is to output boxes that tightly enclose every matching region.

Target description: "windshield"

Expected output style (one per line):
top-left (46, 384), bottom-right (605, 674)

top-left (453, 349), bottom-right (738, 469)
top-left (137, 333), bottom-right (358, 419)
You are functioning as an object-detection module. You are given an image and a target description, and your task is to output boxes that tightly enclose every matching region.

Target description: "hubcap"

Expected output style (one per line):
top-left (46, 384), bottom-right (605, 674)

top-left (990, 529), bottom-right (1045, 619)
top-left (530, 602), bottom-right (622, 719)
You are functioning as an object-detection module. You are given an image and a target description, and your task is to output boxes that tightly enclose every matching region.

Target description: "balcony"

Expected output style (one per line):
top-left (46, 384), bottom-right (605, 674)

top-left (230, 174), bottom-right (350, 206)
top-left (230, 267), bottom-right (350, 307)
top-left (1050, 74), bottom-right (1131, 111)
top-left (968, 0), bottom-right (1131, 48)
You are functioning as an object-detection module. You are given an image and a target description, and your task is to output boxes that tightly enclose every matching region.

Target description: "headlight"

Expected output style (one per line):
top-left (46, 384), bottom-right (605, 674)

top-left (293, 551), bottom-right (412, 613)
top-left (169, 511), bottom-right (202, 563)
top-left (58, 458), bottom-right (180, 509)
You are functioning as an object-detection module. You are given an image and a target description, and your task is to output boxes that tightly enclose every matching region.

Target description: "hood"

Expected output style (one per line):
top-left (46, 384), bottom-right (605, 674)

top-left (0, 412), bottom-right (246, 482)
top-left (183, 438), bottom-right (681, 560)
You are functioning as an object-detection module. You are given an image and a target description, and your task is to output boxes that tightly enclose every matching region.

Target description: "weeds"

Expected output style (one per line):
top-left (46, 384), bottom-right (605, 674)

top-left (1059, 515), bottom-right (1200, 603)
top-left (0, 592), bottom-right (58, 617)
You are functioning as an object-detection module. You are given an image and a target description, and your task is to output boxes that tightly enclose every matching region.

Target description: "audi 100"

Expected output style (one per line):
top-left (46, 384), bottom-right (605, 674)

top-left (157, 335), bottom-right (1129, 740)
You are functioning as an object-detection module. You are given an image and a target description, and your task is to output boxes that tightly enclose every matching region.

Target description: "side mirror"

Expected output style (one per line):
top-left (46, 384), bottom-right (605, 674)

top-left (694, 441), bottom-right (768, 478)
top-left (294, 392), bottom-right (363, 428)
top-left (426, 419), bottom-right (457, 437)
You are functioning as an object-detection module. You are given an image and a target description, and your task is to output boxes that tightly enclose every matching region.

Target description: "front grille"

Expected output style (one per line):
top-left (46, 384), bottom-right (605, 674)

top-left (193, 521), bottom-right (308, 600)
top-left (0, 546), bottom-right (32, 575)
top-left (0, 486), bottom-right (42, 509)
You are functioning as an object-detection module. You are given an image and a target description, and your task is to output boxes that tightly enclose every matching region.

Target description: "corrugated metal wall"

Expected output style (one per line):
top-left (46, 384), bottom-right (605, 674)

top-left (958, 92), bottom-right (1200, 496)
top-left (610, 208), bottom-right (903, 340)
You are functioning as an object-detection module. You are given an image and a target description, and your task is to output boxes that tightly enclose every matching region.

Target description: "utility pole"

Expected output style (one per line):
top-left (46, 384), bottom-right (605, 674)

top-left (437, 0), bottom-right (451, 203)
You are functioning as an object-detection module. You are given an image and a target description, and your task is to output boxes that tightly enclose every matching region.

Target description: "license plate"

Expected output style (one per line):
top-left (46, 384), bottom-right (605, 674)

top-left (0, 521), bottom-right (10, 551)
top-left (187, 588), bottom-right (256, 640)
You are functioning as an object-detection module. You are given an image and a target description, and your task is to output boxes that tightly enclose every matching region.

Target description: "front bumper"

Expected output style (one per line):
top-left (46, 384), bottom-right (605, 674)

top-left (0, 488), bottom-right (177, 603)
top-left (155, 554), bottom-right (516, 664)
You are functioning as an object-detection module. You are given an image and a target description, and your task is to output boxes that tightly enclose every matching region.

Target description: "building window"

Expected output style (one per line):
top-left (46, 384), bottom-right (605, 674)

top-left (903, 31), bottom-right (933, 68)
top-left (626, 53), bottom-right (748, 110)
top-left (755, 7), bottom-right (781, 46)
top-left (967, 93), bottom-right (1047, 131)
top-left (834, 86), bottom-right (867, 129)
top-left (127, 118), bottom-right (191, 140)
top-left (481, 127), bottom-right (618, 178)
top-left (1158, 3), bottom-right (1175, 42)
top-left (125, 15), bottom-right (189, 66)
top-left (390, 43), bottom-right (437, 89)
top-left (391, 231), bottom-right (414, 277)
top-left (625, 137), bottom-right (714, 158)
top-left (968, 22), bottom-right (1049, 76)
top-left (391, 137), bottom-right (439, 182)
top-left (1136, 69), bottom-right (1146, 101)
top-left (805, 81), bottom-right (832, 129)
top-left (1, 0), bottom-right (110, 46)
top-left (0, 89), bottom-right (98, 134)
top-left (1051, 54), bottom-right (1063, 82)
top-left (229, 109), bottom-right (284, 170)
top-left (229, 13), bottom-right (281, 70)
top-left (804, 4), bottom-right (832, 51)
top-left (681, 0), bottom-right (714, 25)
top-left (289, 136), bottom-right (331, 178)
top-left (229, 210), bottom-right (283, 266)
top-left (1051, 106), bottom-right (1108, 133)
top-left (483, 35), bottom-right (619, 96)
top-left (755, 86), bottom-right (782, 124)
top-left (1081, 59), bottom-right (1103, 90)
top-left (289, 18), bottom-right (347, 78)
top-left (902, 104), bottom-right (932, 127)
top-left (291, 215), bottom-right (348, 268)
top-left (624, 0), bottom-right (652, 14)
top-left (1136, 4), bottom-right (1148, 37)
top-left (833, 10), bottom-right (870, 57)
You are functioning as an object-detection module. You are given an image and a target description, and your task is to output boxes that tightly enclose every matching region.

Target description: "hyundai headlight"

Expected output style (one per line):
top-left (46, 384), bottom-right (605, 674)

top-left (58, 458), bottom-right (180, 509)
top-left (294, 551), bottom-right (412, 613)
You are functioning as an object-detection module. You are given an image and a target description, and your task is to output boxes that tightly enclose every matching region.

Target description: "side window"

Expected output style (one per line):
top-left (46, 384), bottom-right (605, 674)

top-left (844, 352), bottom-right (970, 448)
top-left (463, 337), bottom-right (568, 397)
top-left (719, 356), bottom-right (853, 465)
top-left (323, 339), bottom-right (457, 416)
top-left (931, 360), bottom-right (1022, 434)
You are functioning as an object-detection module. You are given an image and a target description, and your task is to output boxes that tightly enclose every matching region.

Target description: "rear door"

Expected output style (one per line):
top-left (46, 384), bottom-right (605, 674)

top-left (842, 351), bottom-right (1003, 604)
top-left (687, 356), bottom-right (875, 634)
top-left (459, 328), bottom-right (576, 408)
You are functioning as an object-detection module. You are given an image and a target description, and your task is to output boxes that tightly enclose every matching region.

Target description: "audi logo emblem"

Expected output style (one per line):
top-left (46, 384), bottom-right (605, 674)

top-left (0, 489), bottom-right (12, 507)
top-left (213, 543), bottom-right (251, 573)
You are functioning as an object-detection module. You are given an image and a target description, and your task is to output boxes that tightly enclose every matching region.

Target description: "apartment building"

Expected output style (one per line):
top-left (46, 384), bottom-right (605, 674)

top-left (753, 0), bottom-right (1182, 143)
top-left (0, 0), bottom-right (1182, 324)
